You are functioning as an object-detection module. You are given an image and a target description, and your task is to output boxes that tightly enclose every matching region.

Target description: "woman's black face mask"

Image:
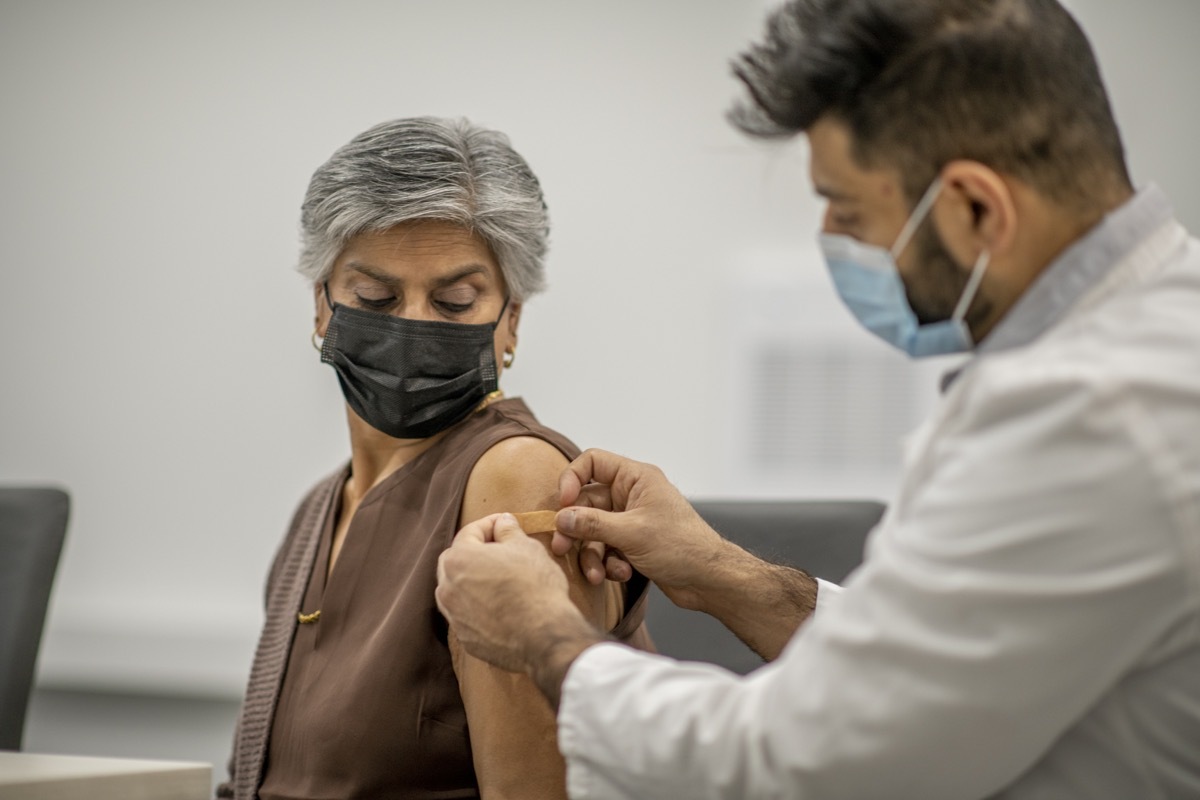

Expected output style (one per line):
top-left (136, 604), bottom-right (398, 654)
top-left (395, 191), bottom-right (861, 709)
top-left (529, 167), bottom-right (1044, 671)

top-left (318, 283), bottom-right (505, 439)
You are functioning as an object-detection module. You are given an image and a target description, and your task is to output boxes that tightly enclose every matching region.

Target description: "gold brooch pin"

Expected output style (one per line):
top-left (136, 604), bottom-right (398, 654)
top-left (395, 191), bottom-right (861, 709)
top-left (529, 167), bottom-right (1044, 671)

top-left (297, 610), bottom-right (321, 624)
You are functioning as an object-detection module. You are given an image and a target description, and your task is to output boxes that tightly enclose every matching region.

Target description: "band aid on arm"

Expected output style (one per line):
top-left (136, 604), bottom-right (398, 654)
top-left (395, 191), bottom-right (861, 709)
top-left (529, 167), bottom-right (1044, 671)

top-left (513, 510), bottom-right (557, 534)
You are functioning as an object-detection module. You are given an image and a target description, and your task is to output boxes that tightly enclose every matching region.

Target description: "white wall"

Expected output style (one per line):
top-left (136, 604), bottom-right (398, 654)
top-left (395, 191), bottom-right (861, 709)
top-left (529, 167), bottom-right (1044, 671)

top-left (1, 0), bottom-right (1196, 696)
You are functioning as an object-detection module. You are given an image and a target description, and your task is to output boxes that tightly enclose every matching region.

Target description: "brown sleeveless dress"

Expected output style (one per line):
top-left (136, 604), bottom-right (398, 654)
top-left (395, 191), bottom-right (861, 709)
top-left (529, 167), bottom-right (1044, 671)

top-left (218, 398), bottom-right (649, 800)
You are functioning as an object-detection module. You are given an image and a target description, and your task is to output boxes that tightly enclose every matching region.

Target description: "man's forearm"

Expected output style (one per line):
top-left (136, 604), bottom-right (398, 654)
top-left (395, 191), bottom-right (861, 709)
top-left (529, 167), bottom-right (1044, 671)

top-left (692, 539), bottom-right (818, 661)
top-left (526, 606), bottom-right (607, 711)
top-left (521, 539), bottom-right (820, 709)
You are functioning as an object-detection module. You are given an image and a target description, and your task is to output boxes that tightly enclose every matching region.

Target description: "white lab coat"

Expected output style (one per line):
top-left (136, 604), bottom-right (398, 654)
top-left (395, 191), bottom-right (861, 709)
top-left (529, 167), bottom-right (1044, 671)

top-left (557, 188), bottom-right (1200, 799)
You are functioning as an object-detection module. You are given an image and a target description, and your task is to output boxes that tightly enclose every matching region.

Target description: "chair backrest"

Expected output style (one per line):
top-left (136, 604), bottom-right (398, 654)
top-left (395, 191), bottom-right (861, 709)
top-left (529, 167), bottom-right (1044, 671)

top-left (0, 487), bottom-right (69, 750)
top-left (642, 499), bottom-right (884, 674)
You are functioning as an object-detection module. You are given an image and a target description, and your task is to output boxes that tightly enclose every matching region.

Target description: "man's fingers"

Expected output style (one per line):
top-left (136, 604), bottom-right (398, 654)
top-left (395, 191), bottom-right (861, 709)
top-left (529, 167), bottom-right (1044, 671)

top-left (579, 541), bottom-right (606, 585)
top-left (433, 579), bottom-right (451, 618)
top-left (491, 512), bottom-right (528, 543)
top-left (604, 551), bottom-right (633, 582)
top-left (435, 551), bottom-right (450, 592)
top-left (555, 505), bottom-right (631, 551)
top-left (450, 513), bottom-right (530, 549)
top-left (572, 484), bottom-right (615, 511)
top-left (561, 449), bottom-right (638, 507)
top-left (558, 466), bottom-right (585, 508)
top-left (435, 549), bottom-right (464, 617)
top-left (452, 514), bottom-right (504, 546)
top-left (549, 530), bottom-right (574, 557)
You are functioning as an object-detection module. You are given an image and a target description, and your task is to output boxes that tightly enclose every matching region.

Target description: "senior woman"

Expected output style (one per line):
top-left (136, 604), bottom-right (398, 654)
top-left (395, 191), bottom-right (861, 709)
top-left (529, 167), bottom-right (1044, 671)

top-left (217, 117), bottom-right (650, 800)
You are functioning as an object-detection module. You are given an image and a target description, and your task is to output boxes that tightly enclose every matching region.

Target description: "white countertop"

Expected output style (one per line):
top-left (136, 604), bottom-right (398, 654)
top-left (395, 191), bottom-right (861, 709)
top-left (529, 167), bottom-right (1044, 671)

top-left (0, 752), bottom-right (210, 799)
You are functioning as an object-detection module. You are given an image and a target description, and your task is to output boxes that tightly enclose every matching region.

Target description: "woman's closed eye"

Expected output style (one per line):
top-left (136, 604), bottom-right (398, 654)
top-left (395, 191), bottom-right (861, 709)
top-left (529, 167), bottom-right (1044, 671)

top-left (355, 293), bottom-right (397, 311)
top-left (348, 285), bottom-right (482, 316)
top-left (436, 299), bottom-right (474, 315)
top-left (434, 287), bottom-right (480, 316)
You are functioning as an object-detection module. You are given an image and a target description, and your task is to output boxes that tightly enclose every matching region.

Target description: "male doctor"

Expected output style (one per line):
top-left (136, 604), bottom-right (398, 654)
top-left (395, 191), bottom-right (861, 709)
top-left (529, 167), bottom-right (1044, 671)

top-left (436, 0), bottom-right (1200, 797)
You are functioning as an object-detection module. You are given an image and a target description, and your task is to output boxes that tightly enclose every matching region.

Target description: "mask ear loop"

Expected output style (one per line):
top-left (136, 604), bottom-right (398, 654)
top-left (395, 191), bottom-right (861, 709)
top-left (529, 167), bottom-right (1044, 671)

top-left (311, 281), bottom-right (336, 353)
top-left (477, 294), bottom-right (515, 411)
top-left (890, 177), bottom-right (944, 260)
top-left (493, 295), bottom-right (511, 326)
top-left (952, 249), bottom-right (990, 324)
top-left (890, 177), bottom-right (989, 329)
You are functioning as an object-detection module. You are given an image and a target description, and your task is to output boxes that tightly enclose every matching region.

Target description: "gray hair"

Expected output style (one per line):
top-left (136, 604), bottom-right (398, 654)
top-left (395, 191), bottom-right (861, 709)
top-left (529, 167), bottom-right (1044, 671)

top-left (298, 117), bottom-right (549, 300)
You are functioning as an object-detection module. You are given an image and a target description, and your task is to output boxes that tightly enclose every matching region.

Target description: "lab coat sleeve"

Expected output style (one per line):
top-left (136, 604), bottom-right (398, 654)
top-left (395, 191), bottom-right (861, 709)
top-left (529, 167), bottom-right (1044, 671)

top-left (813, 577), bottom-right (843, 616)
top-left (556, 362), bottom-right (1192, 800)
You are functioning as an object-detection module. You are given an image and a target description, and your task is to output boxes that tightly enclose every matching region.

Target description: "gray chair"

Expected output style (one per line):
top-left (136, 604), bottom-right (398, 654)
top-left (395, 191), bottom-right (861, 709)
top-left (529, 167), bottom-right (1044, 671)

top-left (643, 499), bottom-right (884, 674)
top-left (0, 486), bottom-right (70, 750)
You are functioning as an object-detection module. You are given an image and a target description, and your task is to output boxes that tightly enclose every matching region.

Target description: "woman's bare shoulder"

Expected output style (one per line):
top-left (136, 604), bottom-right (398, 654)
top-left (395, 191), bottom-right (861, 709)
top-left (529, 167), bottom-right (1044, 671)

top-left (461, 435), bottom-right (569, 522)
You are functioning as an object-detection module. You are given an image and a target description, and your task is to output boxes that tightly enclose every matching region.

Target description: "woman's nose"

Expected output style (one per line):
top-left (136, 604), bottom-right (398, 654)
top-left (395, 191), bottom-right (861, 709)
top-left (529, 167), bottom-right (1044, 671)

top-left (393, 299), bottom-right (439, 321)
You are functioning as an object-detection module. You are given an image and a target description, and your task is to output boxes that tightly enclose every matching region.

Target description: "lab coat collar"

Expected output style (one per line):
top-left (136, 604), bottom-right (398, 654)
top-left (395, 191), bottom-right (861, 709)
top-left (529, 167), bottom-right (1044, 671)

top-left (941, 184), bottom-right (1174, 391)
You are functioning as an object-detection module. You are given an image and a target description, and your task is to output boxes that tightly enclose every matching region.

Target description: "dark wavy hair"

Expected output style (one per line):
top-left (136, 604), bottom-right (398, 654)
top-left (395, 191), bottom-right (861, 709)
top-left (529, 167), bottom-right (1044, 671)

top-left (730, 0), bottom-right (1131, 209)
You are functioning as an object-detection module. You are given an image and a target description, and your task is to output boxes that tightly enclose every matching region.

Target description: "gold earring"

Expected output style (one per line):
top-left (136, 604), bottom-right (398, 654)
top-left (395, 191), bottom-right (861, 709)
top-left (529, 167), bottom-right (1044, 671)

top-left (502, 347), bottom-right (515, 369)
top-left (312, 328), bottom-right (322, 353)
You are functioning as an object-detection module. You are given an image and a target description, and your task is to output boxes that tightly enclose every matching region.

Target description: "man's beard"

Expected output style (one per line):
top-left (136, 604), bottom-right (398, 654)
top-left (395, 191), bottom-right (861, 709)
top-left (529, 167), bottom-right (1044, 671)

top-left (903, 223), bottom-right (989, 328)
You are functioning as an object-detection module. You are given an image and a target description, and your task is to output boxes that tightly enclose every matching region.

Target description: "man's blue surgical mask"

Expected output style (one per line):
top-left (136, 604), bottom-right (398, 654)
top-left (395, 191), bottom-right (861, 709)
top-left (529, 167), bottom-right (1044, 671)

top-left (819, 178), bottom-right (990, 358)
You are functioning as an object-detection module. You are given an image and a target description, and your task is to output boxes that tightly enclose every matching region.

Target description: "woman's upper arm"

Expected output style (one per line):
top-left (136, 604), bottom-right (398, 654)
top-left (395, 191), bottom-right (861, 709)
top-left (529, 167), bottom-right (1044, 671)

top-left (454, 436), bottom-right (609, 799)
top-left (460, 436), bottom-right (614, 626)
top-left (459, 435), bottom-right (568, 525)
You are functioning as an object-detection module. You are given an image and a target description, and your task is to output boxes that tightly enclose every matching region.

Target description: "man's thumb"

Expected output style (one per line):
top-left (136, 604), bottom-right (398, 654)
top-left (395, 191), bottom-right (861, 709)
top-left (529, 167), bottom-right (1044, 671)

top-left (493, 513), bottom-right (528, 543)
top-left (555, 506), bottom-right (624, 548)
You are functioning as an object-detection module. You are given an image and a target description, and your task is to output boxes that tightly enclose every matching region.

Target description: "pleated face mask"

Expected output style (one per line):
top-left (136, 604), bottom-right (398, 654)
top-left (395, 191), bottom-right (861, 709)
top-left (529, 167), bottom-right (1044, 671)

top-left (318, 287), bottom-right (504, 440)
top-left (819, 178), bottom-right (990, 359)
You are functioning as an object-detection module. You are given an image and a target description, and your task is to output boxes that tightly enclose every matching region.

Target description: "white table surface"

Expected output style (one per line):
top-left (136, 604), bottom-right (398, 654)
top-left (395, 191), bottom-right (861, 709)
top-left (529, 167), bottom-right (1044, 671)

top-left (0, 751), bottom-right (211, 799)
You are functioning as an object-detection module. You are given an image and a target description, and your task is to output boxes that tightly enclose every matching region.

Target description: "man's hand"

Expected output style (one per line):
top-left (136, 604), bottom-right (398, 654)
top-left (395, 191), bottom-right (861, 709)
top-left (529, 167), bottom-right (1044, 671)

top-left (552, 449), bottom-right (731, 612)
top-left (552, 449), bottom-right (820, 660)
top-left (436, 513), bottom-right (605, 704)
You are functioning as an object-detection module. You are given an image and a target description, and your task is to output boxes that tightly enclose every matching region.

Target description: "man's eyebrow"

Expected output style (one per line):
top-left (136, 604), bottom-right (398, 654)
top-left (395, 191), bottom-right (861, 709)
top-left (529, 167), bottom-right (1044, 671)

top-left (814, 184), bottom-right (856, 203)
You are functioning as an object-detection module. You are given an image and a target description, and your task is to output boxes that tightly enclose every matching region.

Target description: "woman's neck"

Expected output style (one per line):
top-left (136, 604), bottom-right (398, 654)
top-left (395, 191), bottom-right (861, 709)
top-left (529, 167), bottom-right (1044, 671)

top-left (343, 409), bottom-right (450, 504)
top-left (341, 390), bottom-right (507, 505)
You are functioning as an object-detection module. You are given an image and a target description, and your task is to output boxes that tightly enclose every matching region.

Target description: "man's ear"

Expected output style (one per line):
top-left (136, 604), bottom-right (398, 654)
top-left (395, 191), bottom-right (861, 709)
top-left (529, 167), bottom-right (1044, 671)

top-left (933, 161), bottom-right (1017, 267)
